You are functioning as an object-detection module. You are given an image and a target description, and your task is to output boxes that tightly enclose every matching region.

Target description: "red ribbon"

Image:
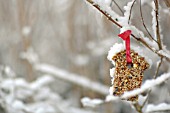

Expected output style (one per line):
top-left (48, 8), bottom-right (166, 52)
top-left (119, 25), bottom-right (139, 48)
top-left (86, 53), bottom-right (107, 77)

top-left (118, 30), bottom-right (132, 64)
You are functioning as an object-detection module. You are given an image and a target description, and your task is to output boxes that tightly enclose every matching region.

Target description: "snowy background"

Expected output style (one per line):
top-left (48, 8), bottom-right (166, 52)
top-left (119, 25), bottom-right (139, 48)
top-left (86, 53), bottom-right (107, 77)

top-left (0, 0), bottom-right (170, 113)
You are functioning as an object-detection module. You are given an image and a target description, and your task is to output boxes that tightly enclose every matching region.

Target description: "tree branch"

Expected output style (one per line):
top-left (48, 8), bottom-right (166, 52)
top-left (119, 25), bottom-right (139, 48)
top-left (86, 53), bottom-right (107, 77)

top-left (164, 0), bottom-right (170, 7)
top-left (35, 63), bottom-right (109, 95)
top-left (154, 0), bottom-right (162, 50)
top-left (85, 0), bottom-right (170, 62)
top-left (128, 0), bottom-right (137, 24)
top-left (141, 57), bottom-right (163, 108)
top-left (139, 0), bottom-right (157, 42)
top-left (121, 72), bottom-right (170, 100)
top-left (111, 0), bottom-right (124, 15)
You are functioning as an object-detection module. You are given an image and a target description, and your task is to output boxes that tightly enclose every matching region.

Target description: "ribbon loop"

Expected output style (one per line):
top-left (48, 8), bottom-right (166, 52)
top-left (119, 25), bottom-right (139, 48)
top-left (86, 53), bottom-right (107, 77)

top-left (118, 30), bottom-right (132, 64)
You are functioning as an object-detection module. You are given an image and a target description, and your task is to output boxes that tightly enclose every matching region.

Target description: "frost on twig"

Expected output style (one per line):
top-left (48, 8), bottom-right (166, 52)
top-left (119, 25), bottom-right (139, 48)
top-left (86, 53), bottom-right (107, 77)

top-left (0, 66), bottom-right (59, 113)
top-left (92, 0), bottom-right (120, 20)
top-left (0, 66), bottom-right (99, 113)
top-left (158, 50), bottom-right (170, 59)
top-left (20, 47), bottom-right (39, 65)
top-left (80, 72), bottom-right (170, 111)
top-left (35, 63), bottom-right (109, 95)
top-left (120, 26), bottom-right (158, 50)
top-left (81, 95), bottom-right (119, 107)
top-left (151, 1), bottom-right (157, 41)
top-left (119, 0), bottom-right (136, 25)
top-left (85, 0), bottom-right (170, 62)
top-left (121, 72), bottom-right (170, 99)
top-left (146, 103), bottom-right (170, 113)
top-left (81, 97), bottom-right (103, 107)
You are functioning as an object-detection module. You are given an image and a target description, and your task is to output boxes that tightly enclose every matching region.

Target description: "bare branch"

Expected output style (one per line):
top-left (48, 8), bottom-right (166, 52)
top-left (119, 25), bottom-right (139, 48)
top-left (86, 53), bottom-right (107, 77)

top-left (164, 0), bottom-right (170, 7)
top-left (141, 2), bottom-right (165, 106)
top-left (128, 0), bottom-right (137, 24)
top-left (133, 102), bottom-right (142, 113)
top-left (154, 57), bottom-right (163, 79)
top-left (141, 91), bottom-right (150, 108)
top-left (110, 0), bottom-right (124, 15)
top-left (154, 0), bottom-right (162, 50)
top-left (141, 57), bottom-right (163, 108)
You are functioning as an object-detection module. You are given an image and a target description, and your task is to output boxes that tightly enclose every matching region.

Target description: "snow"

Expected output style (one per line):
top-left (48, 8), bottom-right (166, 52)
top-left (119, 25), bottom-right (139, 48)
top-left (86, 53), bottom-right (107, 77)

top-left (81, 95), bottom-right (119, 107)
top-left (110, 68), bottom-right (115, 77)
top-left (121, 72), bottom-right (170, 99)
top-left (30, 75), bottom-right (54, 90)
top-left (120, 26), bottom-right (158, 49)
top-left (151, 1), bottom-right (157, 40)
top-left (119, 0), bottom-right (136, 25)
top-left (92, 0), bottom-right (120, 20)
top-left (22, 26), bottom-right (31, 36)
top-left (107, 43), bottom-right (152, 67)
top-left (81, 97), bottom-right (103, 107)
top-left (35, 63), bottom-right (109, 95)
top-left (14, 78), bottom-right (29, 87)
top-left (105, 95), bottom-right (119, 102)
top-left (109, 86), bottom-right (114, 95)
top-left (12, 100), bottom-right (25, 110)
top-left (146, 103), bottom-right (170, 112)
top-left (158, 50), bottom-right (170, 59)
top-left (138, 95), bottom-right (147, 105)
top-left (156, 60), bottom-right (161, 67)
top-left (107, 43), bottom-right (124, 62)
top-left (0, 74), bottom-right (60, 113)
top-left (109, 68), bottom-right (115, 93)
top-left (20, 47), bottom-right (39, 65)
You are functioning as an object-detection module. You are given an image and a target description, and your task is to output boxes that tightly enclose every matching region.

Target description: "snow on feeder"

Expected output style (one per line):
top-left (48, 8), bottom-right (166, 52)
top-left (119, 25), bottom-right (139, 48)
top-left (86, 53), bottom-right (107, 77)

top-left (108, 30), bottom-right (150, 101)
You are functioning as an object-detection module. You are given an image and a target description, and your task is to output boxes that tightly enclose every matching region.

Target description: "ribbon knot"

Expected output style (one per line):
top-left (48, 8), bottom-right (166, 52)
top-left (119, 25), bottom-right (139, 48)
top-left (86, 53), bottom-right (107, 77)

top-left (118, 30), bottom-right (132, 64)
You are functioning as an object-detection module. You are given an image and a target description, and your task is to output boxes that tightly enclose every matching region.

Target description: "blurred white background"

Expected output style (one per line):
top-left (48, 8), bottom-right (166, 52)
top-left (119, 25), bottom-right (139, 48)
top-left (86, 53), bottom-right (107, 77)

top-left (0, 0), bottom-right (170, 113)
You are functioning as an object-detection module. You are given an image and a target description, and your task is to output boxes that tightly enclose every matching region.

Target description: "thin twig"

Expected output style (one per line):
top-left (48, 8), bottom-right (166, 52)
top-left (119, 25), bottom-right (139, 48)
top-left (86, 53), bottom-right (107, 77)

top-left (154, 0), bottom-right (162, 50)
top-left (141, 57), bottom-right (163, 108)
top-left (139, 0), bottom-right (157, 43)
top-left (141, 91), bottom-right (150, 108)
top-left (154, 57), bottom-right (163, 79)
top-left (163, 0), bottom-right (170, 7)
top-left (133, 102), bottom-right (142, 113)
top-left (141, 1), bottom-right (163, 109)
top-left (85, 0), bottom-right (170, 62)
top-left (128, 0), bottom-right (137, 24)
top-left (35, 63), bottom-right (109, 95)
top-left (110, 0), bottom-right (124, 15)
top-left (147, 109), bottom-right (170, 113)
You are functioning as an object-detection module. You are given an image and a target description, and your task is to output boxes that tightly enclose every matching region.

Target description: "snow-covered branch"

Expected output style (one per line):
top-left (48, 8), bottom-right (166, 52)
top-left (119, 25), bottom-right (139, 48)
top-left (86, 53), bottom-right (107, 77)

top-left (35, 64), bottom-right (109, 95)
top-left (85, 0), bottom-right (170, 62)
top-left (20, 47), bottom-right (109, 95)
top-left (81, 97), bottom-right (103, 107)
top-left (146, 103), bottom-right (170, 113)
top-left (119, 0), bottom-right (136, 25)
top-left (121, 72), bottom-right (170, 99)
